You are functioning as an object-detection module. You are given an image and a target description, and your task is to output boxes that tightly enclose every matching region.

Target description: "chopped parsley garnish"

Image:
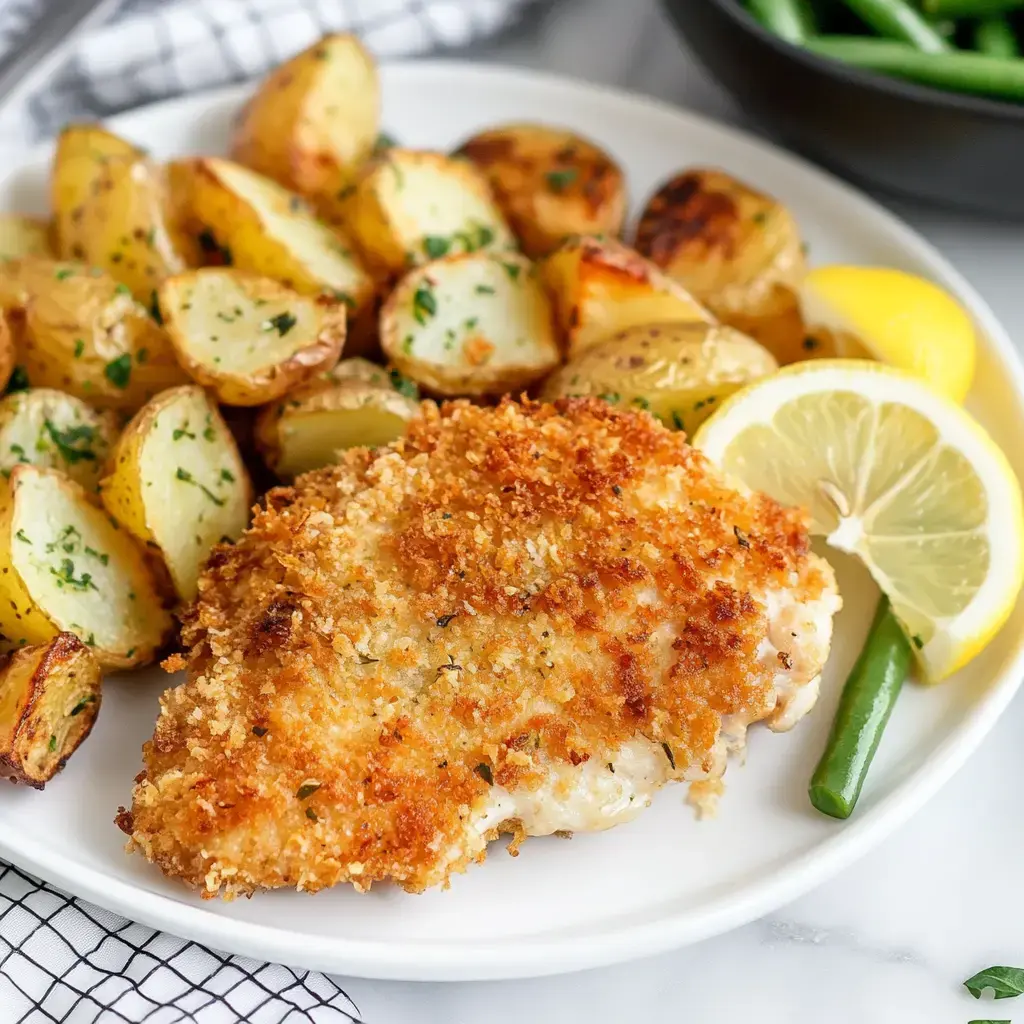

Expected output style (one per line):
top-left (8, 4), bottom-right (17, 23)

top-left (631, 396), bottom-right (650, 410)
top-left (175, 467), bottom-right (226, 506)
top-left (172, 425), bottom-right (196, 441)
top-left (48, 735), bottom-right (57, 752)
top-left (15, 529), bottom-right (30, 543)
top-left (264, 311), bottom-right (297, 336)
top-left (149, 290), bottom-right (163, 324)
top-left (296, 782), bottom-right (321, 800)
top-left (84, 545), bottom-right (108, 566)
top-left (73, 339), bottom-right (85, 358)
top-left (43, 419), bottom-right (97, 465)
top-left (50, 558), bottom-right (97, 592)
top-left (912, 634), bottom-right (924, 649)
top-left (500, 261), bottom-right (521, 281)
top-left (545, 168), bottom-right (578, 192)
top-left (597, 391), bottom-right (621, 404)
top-left (412, 283), bottom-right (437, 325)
top-left (752, 211), bottom-right (768, 225)
top-left (104, 354), bottom-right (132, 389)
top-left (453, 224), bottom-right (495, 253)
top-left (220, 468), bottom-right (235, 483)
top-left (475, 763), bottom-right (494, 785)
top-left (474, 284), bottom-right (495, 295)
top-left (6, 366), bottom-right (29, 393)
top-left (402, 335), bottom-right (414, 355)
top-left (114, 283), bottom-right (132, 297)
top-left (373, 131), bottom-right (398, 155)
top-left (389, 369), bottom-right (419, 400)
top-left (71, 695), bottom-right (96, 717)
top-left (422, 235), bottom-right (451, 260)
top-left (203, 415), bottom-right (216, 443)
top-left (55, 268), bottom-right (74, 281)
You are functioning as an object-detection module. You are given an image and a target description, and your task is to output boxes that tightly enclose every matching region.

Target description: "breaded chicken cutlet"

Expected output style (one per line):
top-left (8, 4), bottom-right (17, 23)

top-left (121, 397), bottom-right (841, 897)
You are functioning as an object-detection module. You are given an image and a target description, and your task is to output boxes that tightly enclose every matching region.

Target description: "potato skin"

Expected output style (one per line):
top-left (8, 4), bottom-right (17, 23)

top-left (0, 310), bottom-right (14, 392)
top-left (457, 123), bottom-right (627, 258)
top-left (541, 321), bottom-right (778, 436)
top-left (0, 632), bottom-right (102, 788)
top-left (231, 33), bottom-right (380, 210)
top-left (14, 261), bottom-right (188, 412)
top-left (634, 168), bottom-right (807, 365)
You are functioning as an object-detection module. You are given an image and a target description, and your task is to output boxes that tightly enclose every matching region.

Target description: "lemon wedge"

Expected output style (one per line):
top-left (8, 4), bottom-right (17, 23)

top-left (800, 266), bottom-right (976, 403)
top-left (694, 360), bottom-right (1023, 681)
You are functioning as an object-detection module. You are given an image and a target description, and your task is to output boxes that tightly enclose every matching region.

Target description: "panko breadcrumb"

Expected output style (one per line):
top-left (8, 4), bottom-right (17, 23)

top-left (121, 397), bottom-right (840, 897)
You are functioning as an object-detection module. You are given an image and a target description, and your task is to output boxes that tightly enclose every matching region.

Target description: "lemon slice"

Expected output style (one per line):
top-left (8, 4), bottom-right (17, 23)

top-left (800, 266), bottom-right (976, 403)
top-left (694, 360), bottom-right (1024, 681)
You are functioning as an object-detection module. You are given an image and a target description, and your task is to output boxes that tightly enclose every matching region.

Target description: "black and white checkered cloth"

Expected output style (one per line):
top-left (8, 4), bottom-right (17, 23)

top-left (0, 3), bottom-right (537, 1019)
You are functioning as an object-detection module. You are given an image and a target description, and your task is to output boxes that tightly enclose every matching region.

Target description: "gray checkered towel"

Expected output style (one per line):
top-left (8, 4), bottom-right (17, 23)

top-left (0, 4), bottom-right (535, 1020)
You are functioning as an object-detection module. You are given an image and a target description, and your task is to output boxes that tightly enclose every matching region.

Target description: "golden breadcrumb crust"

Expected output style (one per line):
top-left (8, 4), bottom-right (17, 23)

top-left (122, 397), bottom-right (831, 897)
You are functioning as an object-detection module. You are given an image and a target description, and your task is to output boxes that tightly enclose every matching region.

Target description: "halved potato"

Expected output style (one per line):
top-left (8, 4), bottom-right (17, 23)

top-left (158, 269), bottom-right (346, 405)
top-left (539, 236), bottom-right (713, 358)
top-left (325, 356), bottom-right (394, 389)
top-left (0, 310), bottom-right (14, 392)
top-left (634, 168), bottom-right (807, 364)
top-left (381, 252), bottom-right (559, 396)
top-left (51, 124), bottom-right (143, 256)
top-left (0, 465), bottom-right (172, 668)
top-left (541, 322), bottom-right (778, 436)
top-left (13, 261), bottom-right (188, 412)
top-left (58, 155), bottom-right (200, 299)
top-left (0, 388), bottom-right (119, 490)
top-left (256, 377), bottom-right (418, 479)
top-left (0, 632), bottom-right (101, 788)
top-left (343, 149), bottom-right (517, 277)
top-left (232, 33), bottom-right (379, 209)
top-left (0, 216), bottom-right (53, 263)
top-left (456, 123), bottom-right (627, 257)
top-left (100, 386), bottom-right (252, 603)
top-left (190, 158), bottom-right (374, 313)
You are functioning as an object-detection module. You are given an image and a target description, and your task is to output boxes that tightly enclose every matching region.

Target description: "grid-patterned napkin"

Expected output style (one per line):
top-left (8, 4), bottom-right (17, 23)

top-left (0, 3), bottom-right (535, 1020)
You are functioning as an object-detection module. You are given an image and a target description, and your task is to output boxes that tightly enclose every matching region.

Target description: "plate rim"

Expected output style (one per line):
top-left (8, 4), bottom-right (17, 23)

top-left (3, 59), bottom-right (1024, 982)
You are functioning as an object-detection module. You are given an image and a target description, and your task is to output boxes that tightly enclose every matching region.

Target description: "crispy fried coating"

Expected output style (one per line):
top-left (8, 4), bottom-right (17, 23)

top-left (122, 398), bottom-right (837, 897)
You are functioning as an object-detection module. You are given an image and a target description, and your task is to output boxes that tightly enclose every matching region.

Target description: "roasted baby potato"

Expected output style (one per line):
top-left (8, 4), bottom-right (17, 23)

top-left (255, 375), bottom-right (418, 479)
top-left (13, 261), bottom-right (188, 412)
top-left (0, 310), bottom-right (14, 392)
top-left (343, 149), bottom-right (517, 277)
top-left (380, 252), bottom-right (559, 396)
top-left (58, 155), bottom-right (200, 299)
top-left (457, 122), bottom-right (627, 257)
top-left (0, 632), bottom-right (102, 788)
top-left (539, 235), bottom-right (713, 358)
top-left (541, 321), bottom-right (778, 436)
top-left (0, 465), bottom-right (173, 669)
top-left (232, 33), bottom-right (380, 208)
top-left (158, 269), bottom-right (346, 405)
top-left (0, 388), bottom-right (119, 490)
top-left (0, 216), bottom-right (53, 263)
top-left (634, 168), bottom-right (807, 365)
top-left (190, 157), bottom-right (374, 315)
top-left (51, 124), bottom-right (143, 256)
top-left (100, 386), bottom-right (252, 603)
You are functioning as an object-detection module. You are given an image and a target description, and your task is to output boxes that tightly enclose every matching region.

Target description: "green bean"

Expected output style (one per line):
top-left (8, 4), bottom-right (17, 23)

top-left (806, 36), bottom-right (1024, 99)
top-left (746, 0), bottom-right (818, 42)
top-left (974, 14), bottom-right (1021, 56)
top-left (809, 597), bottom-right (912, 819)
top-left (923, 0), bottom-right (1023, 18)
top-left (839, 0), bottom-right (952, 51)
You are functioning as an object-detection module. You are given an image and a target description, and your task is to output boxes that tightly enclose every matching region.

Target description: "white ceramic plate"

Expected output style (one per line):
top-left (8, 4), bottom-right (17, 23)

top-left (1, 62), bottom-right (1023, 983)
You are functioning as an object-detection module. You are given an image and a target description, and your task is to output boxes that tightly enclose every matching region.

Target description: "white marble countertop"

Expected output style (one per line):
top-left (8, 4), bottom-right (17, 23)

top-left (334, 2), bottom-right (1024, 1022)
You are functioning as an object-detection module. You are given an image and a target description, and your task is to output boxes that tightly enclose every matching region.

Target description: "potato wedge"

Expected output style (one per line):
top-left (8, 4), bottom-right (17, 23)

top-left (634, 168), bottom-right (807, 365)
top-left (255, 378), bottom-right (418, 479)
top-left (0, 388), bottom-right (118, 490)
top-left (0, 216), bottom-right (53, 263)
top-left (14, 261), bottom-right (188, 412)
top-left (0, 632), bottom-right (102, 788)
top-left (232, 33), bottom-right (379, 208)
top-left (0, 465), bottom-right (172, 668)
top-left (51, 124), bottom-right (143, 256)
top-left (343, 149), bottom-right (516, 277)
top-left (380, 252), bottom-right (559, 396)
top-left (0, 310), bottom-right (14, 392)
top-left (58, 155), bottom-right (200, 299)
top-left (100, 386), bottom-right (252, 603)
top-left (456, 123), bottom-right (627, 257)
top-left (190, 158), bottom-right (374, 314)
top-left (158, 269), bottom-right (346, 405)
top-left (539, 236), bottom-right (713, 358)
top-left (541, 322), bottom-right (778, 436)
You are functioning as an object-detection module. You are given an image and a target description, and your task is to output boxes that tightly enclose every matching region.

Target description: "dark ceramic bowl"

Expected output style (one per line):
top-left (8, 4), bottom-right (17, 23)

top-left (661, 0), bottom-right (1024, 217)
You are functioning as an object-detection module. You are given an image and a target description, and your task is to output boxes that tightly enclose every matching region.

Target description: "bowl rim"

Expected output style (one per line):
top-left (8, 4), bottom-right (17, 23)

top-left (671, 0), bottom-right (1024, 123)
